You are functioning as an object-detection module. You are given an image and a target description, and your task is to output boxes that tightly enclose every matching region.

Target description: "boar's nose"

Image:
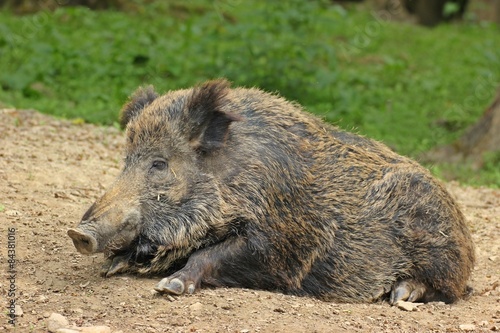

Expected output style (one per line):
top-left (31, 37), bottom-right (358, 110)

top-left (67, 228), bottom-right (98, 255)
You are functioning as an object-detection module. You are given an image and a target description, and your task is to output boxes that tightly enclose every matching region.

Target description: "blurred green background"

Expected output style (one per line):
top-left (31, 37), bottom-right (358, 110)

top-left (0, 0), bottom-right (499, 186)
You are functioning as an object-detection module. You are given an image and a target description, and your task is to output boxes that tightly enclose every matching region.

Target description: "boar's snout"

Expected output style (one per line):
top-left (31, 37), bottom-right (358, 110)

top-left (68, 228), bottom-right (98, 254)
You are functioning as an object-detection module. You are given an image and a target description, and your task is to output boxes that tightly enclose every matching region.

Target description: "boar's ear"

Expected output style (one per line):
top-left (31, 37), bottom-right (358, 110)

top-left (186, 79), bottom-right (241, 153)
top-left (119, 86), bottom-right (158, 129)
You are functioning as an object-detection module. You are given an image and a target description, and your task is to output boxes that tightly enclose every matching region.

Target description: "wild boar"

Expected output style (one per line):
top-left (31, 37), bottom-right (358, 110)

top-left (68, 79), bottom-right (475, 303)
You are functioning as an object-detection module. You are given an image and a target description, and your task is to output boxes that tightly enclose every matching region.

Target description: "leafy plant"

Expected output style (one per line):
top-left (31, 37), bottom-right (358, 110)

top-left (0, 1), bottom-right (499, 186)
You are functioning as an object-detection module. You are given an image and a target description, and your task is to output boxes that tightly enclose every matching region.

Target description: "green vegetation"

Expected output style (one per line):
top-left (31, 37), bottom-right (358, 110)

top-left (0, 1), bottom-right (499, 186)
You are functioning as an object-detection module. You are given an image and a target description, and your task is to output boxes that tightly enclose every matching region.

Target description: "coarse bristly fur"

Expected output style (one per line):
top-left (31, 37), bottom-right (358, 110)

top-left (69, 78), bottom-right (475, 304)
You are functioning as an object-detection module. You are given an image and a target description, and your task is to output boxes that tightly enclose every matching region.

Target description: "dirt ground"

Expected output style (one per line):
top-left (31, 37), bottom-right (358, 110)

top-left (0, 109), bottom-right (498, 333)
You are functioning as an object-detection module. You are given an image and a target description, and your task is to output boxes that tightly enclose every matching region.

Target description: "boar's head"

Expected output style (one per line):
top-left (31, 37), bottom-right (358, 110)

top-left (68, 79), bottom-right (241, 275)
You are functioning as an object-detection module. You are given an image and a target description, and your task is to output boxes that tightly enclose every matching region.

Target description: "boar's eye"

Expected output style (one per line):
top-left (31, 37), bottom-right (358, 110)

top-left (151, 160), bottom-right (167, 171)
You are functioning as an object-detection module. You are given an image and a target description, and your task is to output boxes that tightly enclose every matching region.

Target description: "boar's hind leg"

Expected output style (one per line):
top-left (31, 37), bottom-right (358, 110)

top-left (389, 279), bottom-right (457, 304)
top-left (155, 237), bottom-right (266, 295)
top-left (389, 279), bottom-right (431, 304)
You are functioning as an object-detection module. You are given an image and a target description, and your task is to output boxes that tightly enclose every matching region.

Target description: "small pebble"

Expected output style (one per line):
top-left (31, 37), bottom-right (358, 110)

top-left (14, 305), bottom-right (23, 317)
top-left (47, 313), bottom-right (69, 333)
top-left (55, 329), bottom-right (80, 333)
top-left (5, 210), bottom-right (21, 217)
top-left (189, 302), bottom-right (203, 312)
top-left (396, 301), bottom-right (422, 312)
top-left (458, 324), bottom-right (476, 331)
top-left (80, 326), bottom-right (111, 333)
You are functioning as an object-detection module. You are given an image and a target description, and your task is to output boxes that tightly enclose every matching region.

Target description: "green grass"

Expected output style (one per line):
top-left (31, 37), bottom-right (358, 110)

top-left (0, 0), bottom-right (499, 186)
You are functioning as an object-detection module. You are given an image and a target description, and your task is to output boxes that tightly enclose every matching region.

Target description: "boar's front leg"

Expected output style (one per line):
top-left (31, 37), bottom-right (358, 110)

top-left (154, 236), bottom-right (261, 295)
top-left (100, 253), bottom-right (134, 277)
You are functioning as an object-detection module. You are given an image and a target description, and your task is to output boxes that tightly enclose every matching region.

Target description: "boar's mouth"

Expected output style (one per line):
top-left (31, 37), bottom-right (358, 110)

top-left (68, 228), bottom-right (98, 255)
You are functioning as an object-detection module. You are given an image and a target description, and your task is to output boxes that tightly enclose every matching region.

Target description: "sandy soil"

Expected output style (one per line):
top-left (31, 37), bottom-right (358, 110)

top-left (0, 109), bottom-right (499, 333)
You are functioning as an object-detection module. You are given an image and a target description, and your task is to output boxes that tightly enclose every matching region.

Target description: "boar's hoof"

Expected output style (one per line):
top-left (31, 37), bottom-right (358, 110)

top-left (370, 285), bottom-right (392, 302)
top-left (154, 277), bottom-right (196, 295)
top-left (390, 280), bottom-right (428, 304)
top-left (67, 228), bottom-right (97, 255)
top-left (100, 254), bottom-right (131, 277)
